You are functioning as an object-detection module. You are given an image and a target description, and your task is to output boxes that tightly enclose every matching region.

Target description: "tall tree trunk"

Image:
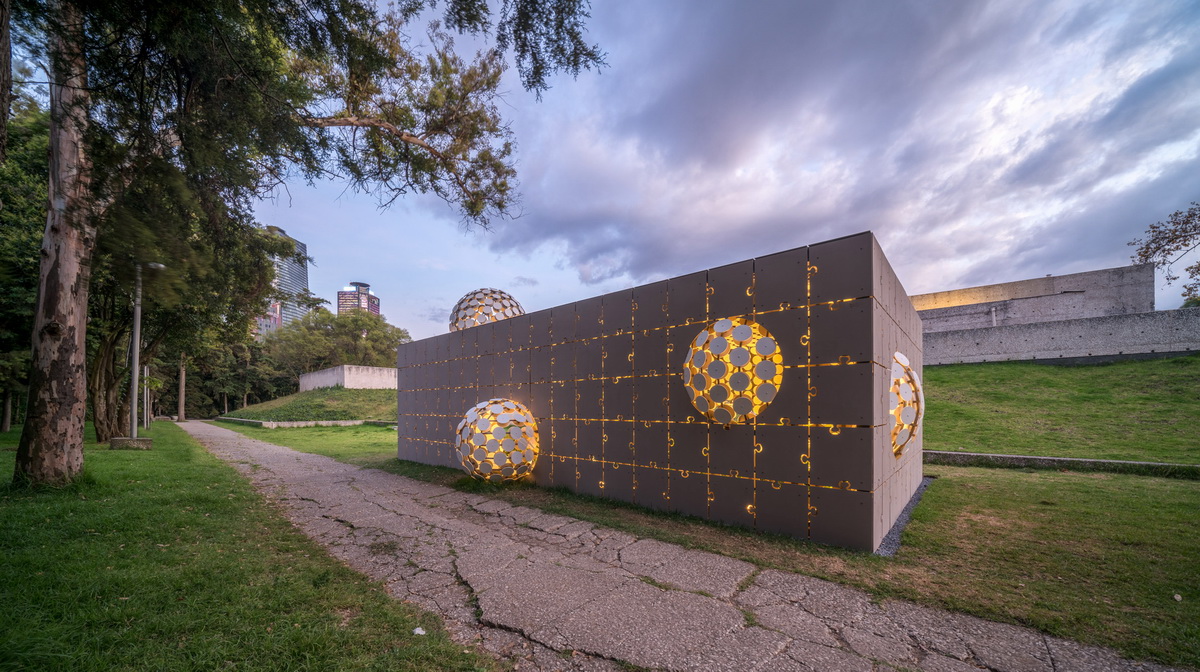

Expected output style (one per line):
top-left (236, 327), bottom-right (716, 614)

top-left (15, 1), bottom-right (95, 486)
top-left (0, 0), bottom-right (11, 163)
top-left (177, 357), bottom-right (186, 421)
top-left (88, 331), bottom-right (124, 442)
top-left (222, 392), bottom-right (228, 416)
top-left (2, 389), bottom-right (11, 433)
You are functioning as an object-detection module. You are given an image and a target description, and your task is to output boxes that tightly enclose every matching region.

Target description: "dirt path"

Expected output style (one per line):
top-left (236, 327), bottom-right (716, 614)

top-left (180, 421), bottom-right (1180, 672)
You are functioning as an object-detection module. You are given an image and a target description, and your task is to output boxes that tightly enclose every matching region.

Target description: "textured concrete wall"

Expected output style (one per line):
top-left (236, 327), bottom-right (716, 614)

top-left (913, 264), bottom-right (1154, 333)
top-left (925, 308), bottom-right (1200, 365)
top-left (396, 232), bottom-right (925, 552)
top-left (299, 365), bottom-right (398, 391)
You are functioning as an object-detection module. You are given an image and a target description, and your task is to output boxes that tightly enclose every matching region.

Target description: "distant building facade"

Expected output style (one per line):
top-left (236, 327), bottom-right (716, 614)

top-left (338, 281), bottom-right (381, 316)
top-left (256, 226), bottom-right (311, 334)
top-left (913, 263), bottom-right (1199, 364)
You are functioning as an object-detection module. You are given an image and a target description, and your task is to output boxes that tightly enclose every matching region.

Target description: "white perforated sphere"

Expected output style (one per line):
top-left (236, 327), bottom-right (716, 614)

top-left (888, 352), bottom-right (924, 457)
top-left (450, 288), bottom-right (525, 331)
top-left (683, 318), bottom-right (784, 424)
top-left (455, 399), bottom-right (540, 482)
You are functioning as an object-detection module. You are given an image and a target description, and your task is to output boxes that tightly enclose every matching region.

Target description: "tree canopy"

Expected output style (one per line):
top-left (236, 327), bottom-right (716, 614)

top-left (1130, 200), bottom-right (1200, 304)
top-left (10, 0), bottom-right (603, 485)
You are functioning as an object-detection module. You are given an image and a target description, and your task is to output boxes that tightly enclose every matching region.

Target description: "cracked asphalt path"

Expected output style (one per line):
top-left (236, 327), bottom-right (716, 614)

top-left (180, 421), bottom-right (1181, 672)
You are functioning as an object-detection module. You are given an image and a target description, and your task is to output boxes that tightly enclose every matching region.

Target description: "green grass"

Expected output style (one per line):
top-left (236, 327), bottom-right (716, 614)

top-left (224, 387), bottom-right (398, 422)
top-left (218, 421), bottom-right (1200, 669)
top-left (1, 422), bottom-right (97, 450)
top-left (924, 354), bottom-right (1200, 464)
top-left (0, 422), bottom-right (498, 672)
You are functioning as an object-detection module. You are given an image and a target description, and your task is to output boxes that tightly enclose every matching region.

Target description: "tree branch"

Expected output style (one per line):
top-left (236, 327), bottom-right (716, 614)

top-left (300, 113), bottom-right (474, 199)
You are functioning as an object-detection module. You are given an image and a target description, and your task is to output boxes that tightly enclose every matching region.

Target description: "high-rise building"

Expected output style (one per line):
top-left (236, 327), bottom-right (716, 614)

top-left (256, 226), bottom-right (310, 334)
top-left (338, 281), bottom-right (381, 316)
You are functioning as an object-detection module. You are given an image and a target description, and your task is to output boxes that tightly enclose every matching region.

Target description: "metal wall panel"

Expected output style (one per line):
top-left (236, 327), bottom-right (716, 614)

top-left (397, 231), bottom-right (924, 551)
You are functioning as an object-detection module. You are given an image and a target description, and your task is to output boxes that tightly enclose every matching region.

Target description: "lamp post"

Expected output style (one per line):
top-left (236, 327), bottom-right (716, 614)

top-left (129, 262), bottom-right (165, 439)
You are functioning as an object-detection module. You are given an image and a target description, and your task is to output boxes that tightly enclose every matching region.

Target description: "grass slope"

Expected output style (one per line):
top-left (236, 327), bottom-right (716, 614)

top-left (924, 354), bottom-right (1200, 464)
top-left (0, 422), bottom-right (496, 672)
top-left (220, 416), bottom-right (1200, 668)
top-left (225, 387), bottom-right (397, 422)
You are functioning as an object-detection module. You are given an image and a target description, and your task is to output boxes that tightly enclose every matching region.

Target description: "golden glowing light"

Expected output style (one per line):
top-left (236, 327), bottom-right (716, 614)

top-left (449, 288), bottom-right (525, 331)
top-left (889, 352), bottom-right (923, 457)
top-left (683, 318), bottom-right (784, 424)
top-left (456, 399), bottom-right (540, 482)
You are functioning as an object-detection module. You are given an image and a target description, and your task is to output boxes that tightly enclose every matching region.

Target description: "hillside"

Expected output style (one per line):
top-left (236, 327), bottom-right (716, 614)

top-left (223, 387), bottom-right (397, 422)
top-left (923, 353), bottom-right (1199, 464)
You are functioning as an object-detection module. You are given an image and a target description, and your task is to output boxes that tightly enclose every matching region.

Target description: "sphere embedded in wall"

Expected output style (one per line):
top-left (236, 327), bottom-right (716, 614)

top-left (683, 317), bottom-right (784, 424)
top-left (449, 288), bottom-right (525, 331)
top-left (455, 399), bottom-right (540, 482)
top-left (889, 352), bottom-right (923, 457)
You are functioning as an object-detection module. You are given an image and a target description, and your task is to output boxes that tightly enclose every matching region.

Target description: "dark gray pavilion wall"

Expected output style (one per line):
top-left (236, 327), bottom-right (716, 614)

top-left (397, 231), bottom-right (924, 551)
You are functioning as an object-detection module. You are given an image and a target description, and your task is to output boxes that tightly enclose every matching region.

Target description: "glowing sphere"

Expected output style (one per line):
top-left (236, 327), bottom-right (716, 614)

top-left (450, 288), bottom-right (525, 331)
top-left (683, 318), bottom-right (784, 424)
top-left (455, 398), bottom-right (539, 482)
top-left (888, 352), bottom-right (924, 457)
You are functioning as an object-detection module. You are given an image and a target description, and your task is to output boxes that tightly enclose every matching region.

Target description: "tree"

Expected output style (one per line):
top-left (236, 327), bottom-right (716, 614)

top-left (0, 94), bottom-right (46, 432)
top-left (1131, 201), bottom-right (1200, 304)
top-left (265, 308), bottom-right (411, 382)
top-left (12, 0), bottom-right (603, 485)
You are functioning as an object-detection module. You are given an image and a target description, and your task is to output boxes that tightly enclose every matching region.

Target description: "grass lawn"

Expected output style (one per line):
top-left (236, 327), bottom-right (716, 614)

top-left (924, 354), bottom-right (1200, 464)
top-left (223, 387), bottom-right (397, 422)
top-left (220, 421), bottom-right (1200, 669)
top-left (0, 422), bottom-right (498, 672)
top-left (1, 423), bottom-right (97, 450)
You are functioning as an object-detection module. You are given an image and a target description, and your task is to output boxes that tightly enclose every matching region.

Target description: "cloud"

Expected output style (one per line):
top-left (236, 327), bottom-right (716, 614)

top-left (478, 0), bottom-right (1200, 297)
top-left (511, 275), bottom-right (539, 287)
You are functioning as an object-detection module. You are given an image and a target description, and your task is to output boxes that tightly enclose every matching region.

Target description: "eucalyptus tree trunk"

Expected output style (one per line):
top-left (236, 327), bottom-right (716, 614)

top-left (177, 358), bottom-right (186, 421)
top-left (14, 0), bottom-right (95, 485)
top-left (87, 331), bottom-right (125, 442)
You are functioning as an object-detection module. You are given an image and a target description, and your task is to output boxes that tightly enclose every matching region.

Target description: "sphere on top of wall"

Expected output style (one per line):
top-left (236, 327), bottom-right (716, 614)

top-left (450, 288), bottom-right (525, 331)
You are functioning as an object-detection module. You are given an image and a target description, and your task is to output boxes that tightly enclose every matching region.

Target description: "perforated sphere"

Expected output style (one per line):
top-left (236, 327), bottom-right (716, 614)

top-left (449, 288), bottom-right (525, 331)
top-left (888, 352), bottom-right (924, 457)
top-left (455, 398), bottom-right (540, 482)
top-left (683, 318), bottom-right (784, 424)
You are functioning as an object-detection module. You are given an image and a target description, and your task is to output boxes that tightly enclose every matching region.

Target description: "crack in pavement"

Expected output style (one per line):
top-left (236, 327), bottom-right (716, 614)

top-left (180, 421), bottom-right (1186, 672)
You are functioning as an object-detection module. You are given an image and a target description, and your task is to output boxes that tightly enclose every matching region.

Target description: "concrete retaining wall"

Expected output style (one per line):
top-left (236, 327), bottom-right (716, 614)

top-left (299, 365), bottom-right (398, 391)
top-left (216, 417), bottom-right (396, 429)
top-left (914, 264), bottom-right (1154, 332)
top-left (925, 307), bottom-right (1200, 365)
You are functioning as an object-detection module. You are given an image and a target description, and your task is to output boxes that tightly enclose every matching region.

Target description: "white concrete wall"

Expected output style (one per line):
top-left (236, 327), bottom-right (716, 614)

top-left (924, 308), bottom-right (1200, 365)
top-left (913, 264), bottom-right (1154, 333)
top-left (299, 365), bottom-right (397, 391)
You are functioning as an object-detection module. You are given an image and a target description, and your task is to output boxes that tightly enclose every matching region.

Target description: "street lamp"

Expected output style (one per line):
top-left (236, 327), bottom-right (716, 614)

top-left (129, 262), bottom-right (165, 439)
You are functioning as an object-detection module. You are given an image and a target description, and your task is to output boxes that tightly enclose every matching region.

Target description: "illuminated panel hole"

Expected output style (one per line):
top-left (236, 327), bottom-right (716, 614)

top-left (682, 317), bottom-right (784, 424)
top-left (449, 288), bottom-right (526, 331)
top-left (455, 398), bottom-right (540, 481)
top-left (888, 352), bottom-right (924, 458)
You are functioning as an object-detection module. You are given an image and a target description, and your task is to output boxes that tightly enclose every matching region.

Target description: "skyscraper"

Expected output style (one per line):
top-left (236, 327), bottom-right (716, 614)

top-left (256, 226), bottom-right (310, 334)
top-left (338, 281), bottom-right (381, 316)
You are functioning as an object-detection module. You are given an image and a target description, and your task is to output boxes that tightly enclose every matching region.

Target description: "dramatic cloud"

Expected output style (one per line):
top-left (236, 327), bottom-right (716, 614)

top-left (482, 0), bottom-right (1200, 296)
top-left (260, 0), bottom-right (1200, 339)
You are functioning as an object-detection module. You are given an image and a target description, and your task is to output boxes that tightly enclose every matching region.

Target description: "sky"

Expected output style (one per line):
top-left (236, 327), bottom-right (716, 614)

top-left (254, 0), bottom-right (1200, 341)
